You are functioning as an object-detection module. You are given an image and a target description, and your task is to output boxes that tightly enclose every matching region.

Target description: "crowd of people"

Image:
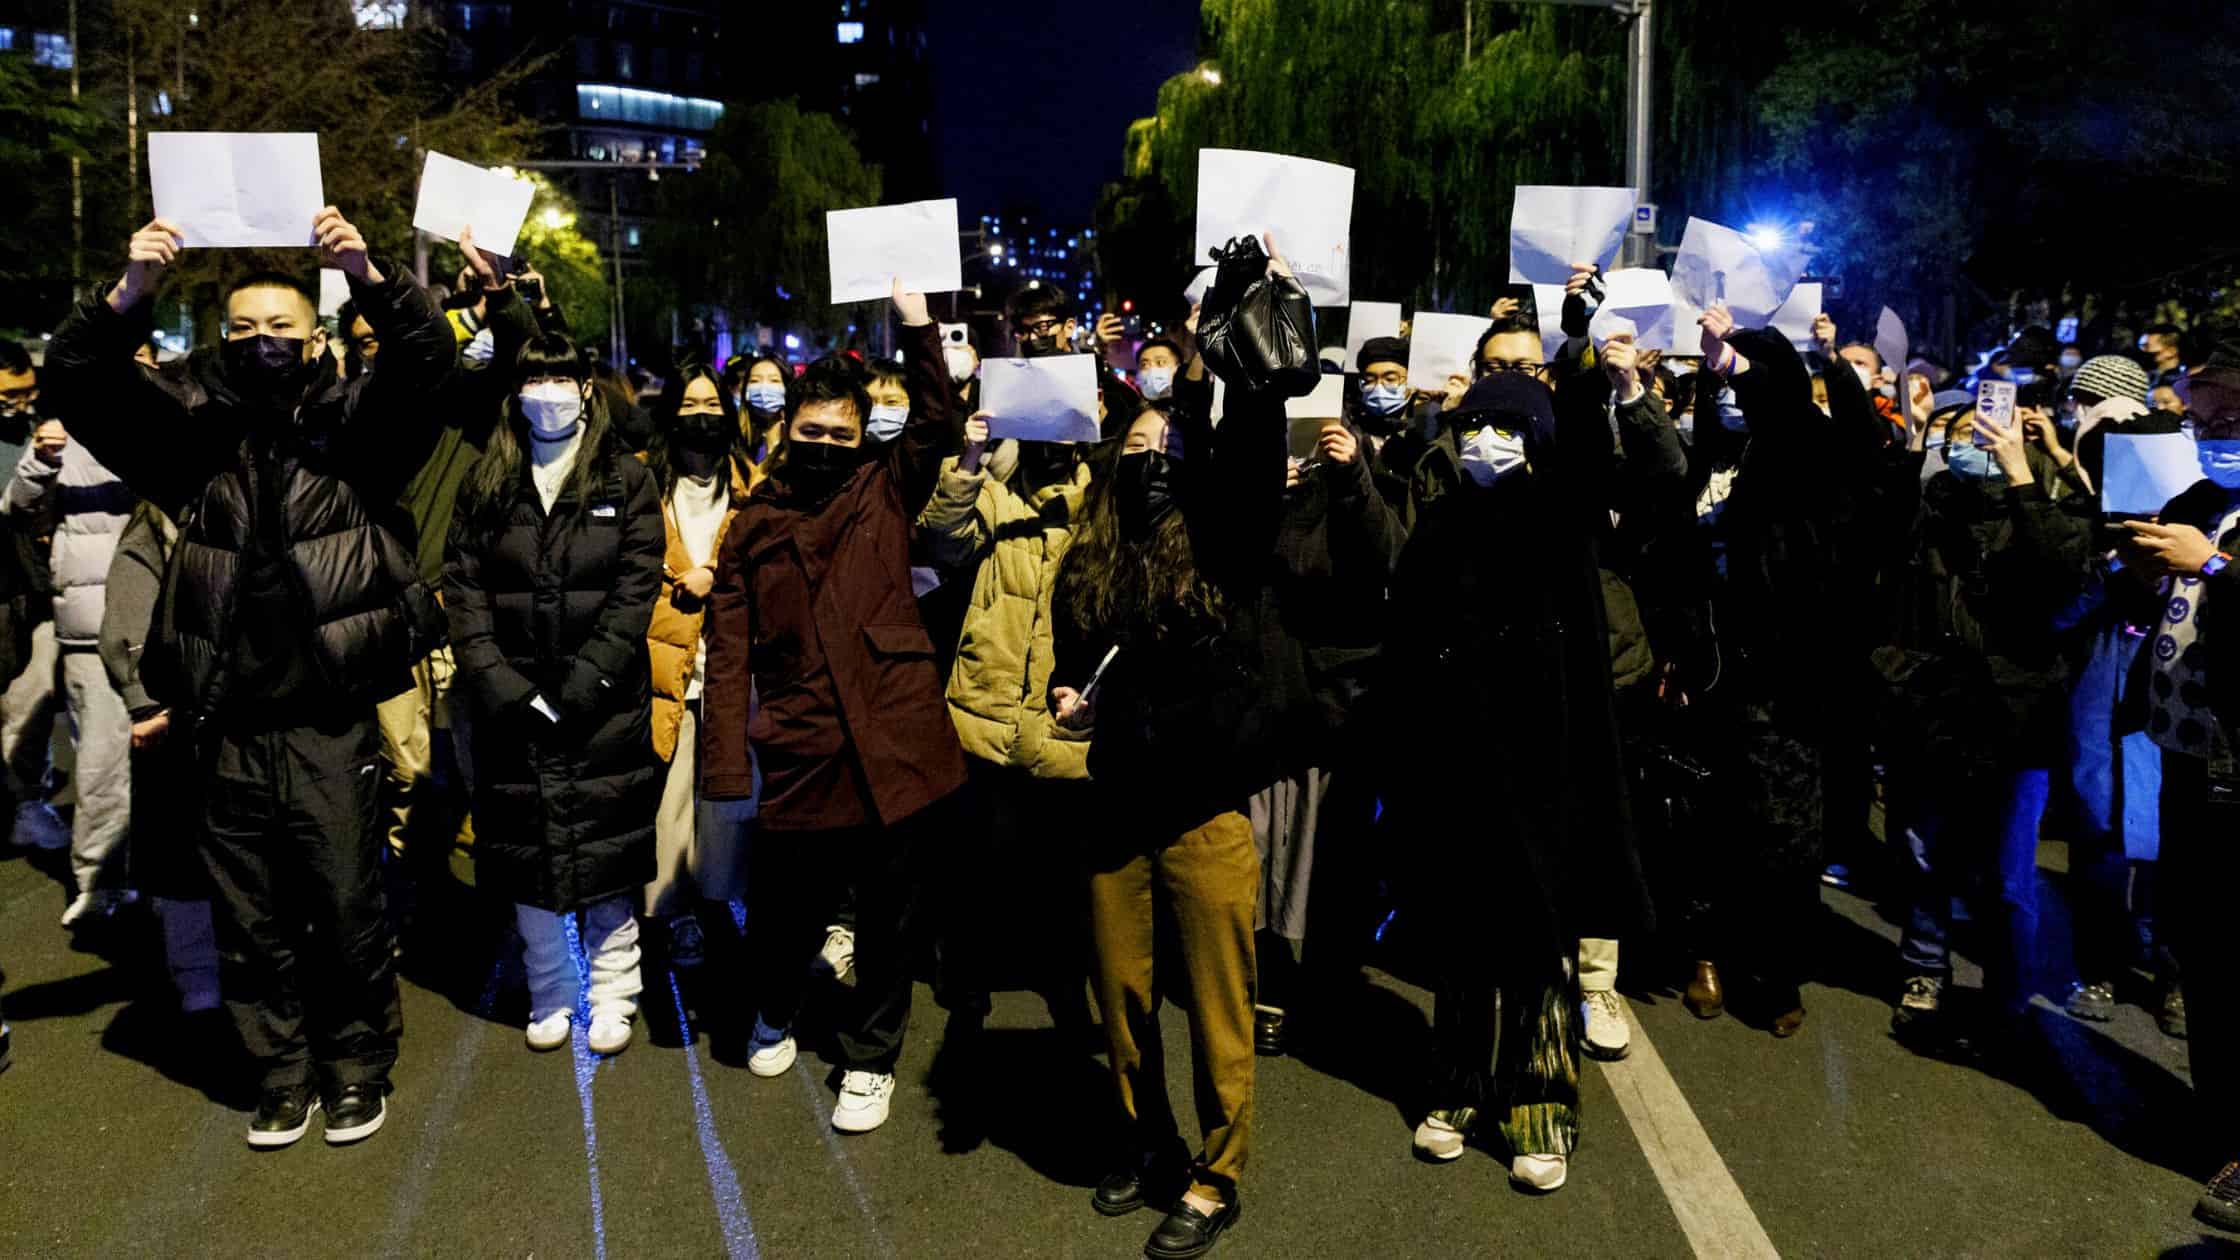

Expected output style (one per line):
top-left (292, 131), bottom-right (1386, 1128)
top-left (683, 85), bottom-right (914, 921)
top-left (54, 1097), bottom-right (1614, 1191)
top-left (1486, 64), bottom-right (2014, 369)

top-left (1, 195), bottom-right (2238, 1259)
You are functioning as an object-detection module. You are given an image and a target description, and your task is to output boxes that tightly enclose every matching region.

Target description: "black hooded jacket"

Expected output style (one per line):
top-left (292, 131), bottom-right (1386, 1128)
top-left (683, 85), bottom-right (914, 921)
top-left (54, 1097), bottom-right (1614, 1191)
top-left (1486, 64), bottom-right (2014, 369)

top-left (40, 261), bottom-right (456, 727)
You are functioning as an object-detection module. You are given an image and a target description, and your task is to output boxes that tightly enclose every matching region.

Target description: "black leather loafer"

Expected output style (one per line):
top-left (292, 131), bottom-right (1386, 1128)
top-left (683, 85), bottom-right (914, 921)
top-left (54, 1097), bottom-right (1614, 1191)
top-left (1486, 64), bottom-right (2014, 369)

top-left (1253, 1007), bottom-right (1286, 1057)
top-left (1143, 1195), bottom-right (1239, 1259)
top-left (1092, 1142), bottom-right (1187, 1217)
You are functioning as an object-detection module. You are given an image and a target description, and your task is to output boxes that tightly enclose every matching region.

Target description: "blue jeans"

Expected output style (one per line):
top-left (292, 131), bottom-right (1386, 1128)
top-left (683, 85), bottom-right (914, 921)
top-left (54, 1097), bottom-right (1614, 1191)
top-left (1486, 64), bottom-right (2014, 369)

top-left (1897, 768), bottom-right (2050, 1016)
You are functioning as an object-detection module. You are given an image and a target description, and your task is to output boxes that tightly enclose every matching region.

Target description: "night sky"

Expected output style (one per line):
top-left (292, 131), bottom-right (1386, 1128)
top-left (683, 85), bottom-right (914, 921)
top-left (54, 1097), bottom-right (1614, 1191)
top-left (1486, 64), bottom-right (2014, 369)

top-left (927, 0), bottom-right (1202, 228)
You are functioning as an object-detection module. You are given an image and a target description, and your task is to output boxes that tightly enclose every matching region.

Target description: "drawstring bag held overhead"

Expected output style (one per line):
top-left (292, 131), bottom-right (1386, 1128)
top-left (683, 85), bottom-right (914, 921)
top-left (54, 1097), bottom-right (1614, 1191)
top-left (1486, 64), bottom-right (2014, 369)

top-left (1197, 235), bottom-right (1320, 398)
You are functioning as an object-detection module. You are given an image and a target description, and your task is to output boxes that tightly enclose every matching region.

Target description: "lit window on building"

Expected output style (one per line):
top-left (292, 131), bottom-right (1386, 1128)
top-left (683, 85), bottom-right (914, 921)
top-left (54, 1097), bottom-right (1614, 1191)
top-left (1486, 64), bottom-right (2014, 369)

top-left (837, 21), bottom-right (865, 43)
top-left (32, 32), bottom-right (73, 69)
top-left (627, 226), bottom-right (642, 248)
top-left (575, 84), bottom-right (725, 131)
top-left (614, 42), bottom-right (633, 80)
top-left (853, 73), bottom-right (880, 87)
top-left (354, 1), bottom-right (407, 28)
top-left (0, 27), bottom-right (15, 51)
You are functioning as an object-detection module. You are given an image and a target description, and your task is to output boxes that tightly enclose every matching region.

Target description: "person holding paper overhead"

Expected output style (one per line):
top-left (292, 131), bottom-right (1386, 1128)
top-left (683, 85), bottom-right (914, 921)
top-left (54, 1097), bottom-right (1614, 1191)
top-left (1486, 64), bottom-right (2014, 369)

top-left (1045, 236), bottom-right (1297, 1259)
top-left (40, 207), bottom-right (455, 1149)
top-left (699, 278), bottom-right (966, 1137)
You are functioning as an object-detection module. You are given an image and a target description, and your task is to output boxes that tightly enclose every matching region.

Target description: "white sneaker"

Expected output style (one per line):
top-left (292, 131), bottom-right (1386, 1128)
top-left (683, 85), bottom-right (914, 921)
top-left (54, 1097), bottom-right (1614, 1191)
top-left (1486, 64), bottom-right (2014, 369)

top-left (11, 802), bottom-right (68, 851)
top-left (1412, 1108), bottom-right (1472, 1162)
top-left (831, 1070), bottom-right (894, 1133)
top-left (525, 1010), bottom-right (574, 1052)
top-left (588, 1014), bottom-right (633, 1056)
top-left (813, 926), bottom-right (857, 984)
top-left (1511, 1153), bottom-right (1568, 1191)
top-left (1582, 990), bottom-right (1631, 1061)
top-left (746, 1020), bottom-right (796, 1077)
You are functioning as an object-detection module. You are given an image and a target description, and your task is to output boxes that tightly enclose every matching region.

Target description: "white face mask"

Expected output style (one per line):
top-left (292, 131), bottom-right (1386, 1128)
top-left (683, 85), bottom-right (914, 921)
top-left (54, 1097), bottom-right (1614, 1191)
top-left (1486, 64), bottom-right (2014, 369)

top-left (1457, 425), bottom-right (1528, 486)
top-left (943, 347), bottom-right (977, 384)
top-left (521, 382), bottom-right (584, 438)
top-left (1137, 366), bottom-right (1175, 401)
top-left (866, 403), bottom-right (909, 442)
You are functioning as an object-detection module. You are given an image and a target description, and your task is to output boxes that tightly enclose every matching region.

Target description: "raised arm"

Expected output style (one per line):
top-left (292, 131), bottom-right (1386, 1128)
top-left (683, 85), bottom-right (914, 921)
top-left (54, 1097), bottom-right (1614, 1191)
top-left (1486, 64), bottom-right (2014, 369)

top-left (0, 437), bottom-right (62, 533)
top-left (885, 282), bottom-right (957, 519)
top-left (917, 416), bottom-right (999, 573)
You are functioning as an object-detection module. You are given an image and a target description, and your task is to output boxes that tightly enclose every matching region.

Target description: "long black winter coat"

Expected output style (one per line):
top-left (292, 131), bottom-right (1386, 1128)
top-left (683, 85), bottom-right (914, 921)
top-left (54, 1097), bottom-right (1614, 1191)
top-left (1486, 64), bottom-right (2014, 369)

top-left (1377, 370), bottom-right (1677, 963)
top-left (445, 434), bottom-right (664, 911)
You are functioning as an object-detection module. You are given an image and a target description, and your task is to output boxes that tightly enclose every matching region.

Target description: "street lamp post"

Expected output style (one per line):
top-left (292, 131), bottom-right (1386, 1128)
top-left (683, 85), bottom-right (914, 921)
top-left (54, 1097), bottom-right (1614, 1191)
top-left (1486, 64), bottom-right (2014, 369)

top-left (498, 158), bottom-right (700, 371)
top-left (1498, 0), bottom-right (1656, 266)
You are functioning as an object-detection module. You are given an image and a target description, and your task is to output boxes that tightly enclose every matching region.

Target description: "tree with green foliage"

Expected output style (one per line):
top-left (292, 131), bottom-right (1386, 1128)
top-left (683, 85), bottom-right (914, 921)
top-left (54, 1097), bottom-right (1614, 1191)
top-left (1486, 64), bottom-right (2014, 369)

top-left (0, 52), bottom-right (108, 331)
top-left (650, 98), bottom-right (882, 342)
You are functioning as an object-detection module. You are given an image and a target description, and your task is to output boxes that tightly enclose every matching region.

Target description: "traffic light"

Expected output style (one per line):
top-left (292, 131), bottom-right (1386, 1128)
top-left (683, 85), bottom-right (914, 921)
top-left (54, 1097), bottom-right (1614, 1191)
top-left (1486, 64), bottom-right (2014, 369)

top-left (1121, 299), bottom-right (1134, 313)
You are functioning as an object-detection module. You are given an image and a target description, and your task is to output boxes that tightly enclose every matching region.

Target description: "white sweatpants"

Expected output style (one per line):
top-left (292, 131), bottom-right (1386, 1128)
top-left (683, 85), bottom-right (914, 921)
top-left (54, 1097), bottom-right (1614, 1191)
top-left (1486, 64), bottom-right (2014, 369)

top-left (516, 896), bottom-right (643, 1024)
top-left (1579, 938), bottom-right (1620, 995)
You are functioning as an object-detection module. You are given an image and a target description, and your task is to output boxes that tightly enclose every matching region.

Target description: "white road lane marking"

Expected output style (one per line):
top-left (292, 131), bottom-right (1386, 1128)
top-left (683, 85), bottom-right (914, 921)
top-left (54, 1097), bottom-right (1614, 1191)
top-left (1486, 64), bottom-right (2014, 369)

top-left (1596, 1003), bottom-right (1783, 1259)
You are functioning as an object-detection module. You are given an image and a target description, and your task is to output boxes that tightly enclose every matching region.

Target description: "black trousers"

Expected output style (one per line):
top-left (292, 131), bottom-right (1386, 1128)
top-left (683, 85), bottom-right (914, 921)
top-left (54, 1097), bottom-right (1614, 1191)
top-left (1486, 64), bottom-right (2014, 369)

top-left (2161, 752), bottom-right (2240, 1165)
top-left (746, 792), bottom-right (957, 1074)
top-left (198, 715), bottom-right (401, 1095)
top-left (932, 760), bottom-right (1093, 1020)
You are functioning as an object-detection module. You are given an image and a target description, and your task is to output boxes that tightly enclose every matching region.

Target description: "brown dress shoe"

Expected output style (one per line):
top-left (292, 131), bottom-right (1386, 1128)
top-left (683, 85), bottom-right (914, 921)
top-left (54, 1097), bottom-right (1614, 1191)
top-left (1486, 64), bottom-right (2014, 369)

top-left (1772, 1005), bottom-right (1807, 1038)
top-left (1684, 961), bottom-right (1725, 1019)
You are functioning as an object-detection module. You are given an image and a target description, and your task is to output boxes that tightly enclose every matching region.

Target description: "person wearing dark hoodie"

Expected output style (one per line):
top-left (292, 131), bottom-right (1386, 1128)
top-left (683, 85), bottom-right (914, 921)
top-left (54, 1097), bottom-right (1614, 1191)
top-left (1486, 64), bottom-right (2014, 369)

top-left (700, 280), bottom-right (964, 1136)
top-left (39, 210), bottom-right (454, 1149)
top-left (1045, 233), bottom-right (1297, 1260)
top-left (1241, 353), bottom-right (1411, 1060)
top-left (1671, 304), bottom-right (1893, 1038)
top-left (1380, 314), bottom-right (1666, 1193)
top-left (1875, 367), bottom-right (2076, 1056)
top-left (2114, 346), bottom-right (2240, 1235)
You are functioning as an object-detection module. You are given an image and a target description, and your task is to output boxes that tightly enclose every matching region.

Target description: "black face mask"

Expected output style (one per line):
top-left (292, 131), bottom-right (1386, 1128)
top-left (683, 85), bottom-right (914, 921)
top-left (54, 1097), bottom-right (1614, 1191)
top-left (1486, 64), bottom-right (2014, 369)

top-left (672, 411), bottom-right (732, 454)
top-left (783, 438), bottom-right (870, 498)
top-left (1018, 440), bottom-right (1077, 486)
top-left (1115, 450), bottom-right (1178, 539)
top-left (222, 335), bottom-right (312, 411)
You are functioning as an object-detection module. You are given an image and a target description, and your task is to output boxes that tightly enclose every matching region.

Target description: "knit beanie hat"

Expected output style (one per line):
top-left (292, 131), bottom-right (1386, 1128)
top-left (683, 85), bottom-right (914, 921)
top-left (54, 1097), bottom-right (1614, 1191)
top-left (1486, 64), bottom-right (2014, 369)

top-left (2070, 354), bottom-right (2149, 404)
top-left (1357, 336), bottom-right (1409, 373)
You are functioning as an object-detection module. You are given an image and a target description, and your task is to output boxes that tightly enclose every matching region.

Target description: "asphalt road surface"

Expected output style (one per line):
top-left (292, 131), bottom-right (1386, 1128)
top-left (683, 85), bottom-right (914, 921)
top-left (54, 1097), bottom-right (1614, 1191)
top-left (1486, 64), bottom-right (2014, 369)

top-left (0, 837), bottom-right (2226, 1259)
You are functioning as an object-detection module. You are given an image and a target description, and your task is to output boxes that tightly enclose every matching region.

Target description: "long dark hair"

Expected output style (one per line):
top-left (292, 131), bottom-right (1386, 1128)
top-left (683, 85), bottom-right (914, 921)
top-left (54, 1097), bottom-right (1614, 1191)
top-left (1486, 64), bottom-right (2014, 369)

top-left (1054, 408), bottom-right (1224, 641)
top-left (646, 361), bottom-right (752, 500)
top-left (457, 334), bottom-right (613, 529)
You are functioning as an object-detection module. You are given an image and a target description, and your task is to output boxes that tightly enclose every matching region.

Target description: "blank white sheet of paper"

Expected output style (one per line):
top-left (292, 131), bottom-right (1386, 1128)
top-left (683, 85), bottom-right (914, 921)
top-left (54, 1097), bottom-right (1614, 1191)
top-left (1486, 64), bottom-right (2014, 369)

top-left (1533, 285), bottom-right (1570, 362)
top-left (981, 354), bottom-right (1100, 443)
top-left (1670, 217), bottom-right (1804, 329)
top-left (1194, 149), bottom-right (1355, 306)
top-left (826, 198), bottom-right (963, 304)
top-left (1410, 312), bottom-right (1493, 391)
top-left (1343, 301), bottom-right (1404, 370)
top-left (148, 132), bottom-right (324, 248)
top-left (1508, 185), bottom-right (1637, 285)
top-left (1285, 373), bottom-right (1347, 419)
top-left (2102, 433), bottom-right (2202, 515)
top-left (1770, 282), bottom-right (1823, 351)
top-left (318, 269), bottom-right (349, 318)
top-left (411, 151), bottom-right (536, 258)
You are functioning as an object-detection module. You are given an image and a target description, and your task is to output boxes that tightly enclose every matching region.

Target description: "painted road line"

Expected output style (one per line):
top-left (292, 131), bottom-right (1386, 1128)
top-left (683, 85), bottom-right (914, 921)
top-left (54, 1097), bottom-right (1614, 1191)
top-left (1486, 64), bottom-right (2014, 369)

top-left (1596, 1003), bottom-right (1782, 1260)
top-left (561, 912), bottom-right (612, 1260)
top-left (792, 1058), bottom-right (898, 1259)
top-left (665, 969), bottom-right (760, 1260)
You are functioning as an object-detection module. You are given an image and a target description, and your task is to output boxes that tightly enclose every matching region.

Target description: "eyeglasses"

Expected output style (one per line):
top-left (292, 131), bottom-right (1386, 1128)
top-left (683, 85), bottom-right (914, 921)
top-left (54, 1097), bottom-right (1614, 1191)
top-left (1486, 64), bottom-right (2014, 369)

top-left (1477, 359), bottom-right (1547, 379)
top-left (1015, 317), bottom-right (1064, 339)
top-left (1361, 369), bottom-right (1408, 387)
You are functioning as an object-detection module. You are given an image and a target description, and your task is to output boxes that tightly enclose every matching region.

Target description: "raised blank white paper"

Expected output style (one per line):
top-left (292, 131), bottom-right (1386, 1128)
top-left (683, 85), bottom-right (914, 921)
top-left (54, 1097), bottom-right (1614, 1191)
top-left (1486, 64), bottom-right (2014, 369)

top-left (1594, 268), bottom-right (1683, 351)
top-left (1183, 266), bottom-right (1214, 307)
top-left (148, 132), bottom-right (324, 248)
top-left (1875, 306), bottom-right (1909, 376)
top-left (1532, 285), bottom-right (1570, 362)
top-left (2102, 434), bottom-right (2202, 515)
top-left (981, 354), bottom-right (1099, 444)
top-left (1285, 373), bottom-right (1346, 420)
top-left (1195, 149), bottom-right (1355, 306)
top-left (826, 198), bottom-right (963, 305)
top-left (1409, 312), bottom-right (1493, 391)
top-left (318, 269), bottom-right (349, 319)
top-left (1770, 282), bottom-right (1823, 351)
top-left (1671, 217), bottom-right (1804, 329)
top-left (1344, 301), bottom-right (1404, 370)
top-left (412, 151), bottom-right (535, 258)
top-left (1508, 185), bottom-right (1637, 285)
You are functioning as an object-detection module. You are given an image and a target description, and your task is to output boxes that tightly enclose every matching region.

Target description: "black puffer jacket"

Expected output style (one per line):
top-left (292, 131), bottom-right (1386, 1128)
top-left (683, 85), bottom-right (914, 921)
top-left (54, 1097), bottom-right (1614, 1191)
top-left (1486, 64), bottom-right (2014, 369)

top-left (445, 431), bottom-right (664, 912)
top-left (40, 261), bottom-right (456, 722)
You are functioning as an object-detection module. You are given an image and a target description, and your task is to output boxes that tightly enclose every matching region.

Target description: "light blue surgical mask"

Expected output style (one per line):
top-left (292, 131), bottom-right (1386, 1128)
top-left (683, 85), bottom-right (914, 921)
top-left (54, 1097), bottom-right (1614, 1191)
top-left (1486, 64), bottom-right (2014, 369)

top-left (2199, 440), bottom-right (2240, 490)
top-left (1363, 382), bottom-right (1408, 416)
top-left (866, 403), bottom-right (909, 443)
top-left (1137, 366), bottom-right (1175, 401)
top-left (744, 381), bottom-right (786, 413)
top-left (1944, 444), bottom-right (1997, 483)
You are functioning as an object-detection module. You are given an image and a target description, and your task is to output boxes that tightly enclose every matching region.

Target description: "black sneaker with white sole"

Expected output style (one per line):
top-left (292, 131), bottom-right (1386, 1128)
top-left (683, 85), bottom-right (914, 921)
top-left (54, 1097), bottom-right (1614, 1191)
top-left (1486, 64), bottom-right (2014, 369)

top-left (323, 1084), bottom-right (388, 1145)
top-left (246, 1086), bottom-right (320, 1149)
